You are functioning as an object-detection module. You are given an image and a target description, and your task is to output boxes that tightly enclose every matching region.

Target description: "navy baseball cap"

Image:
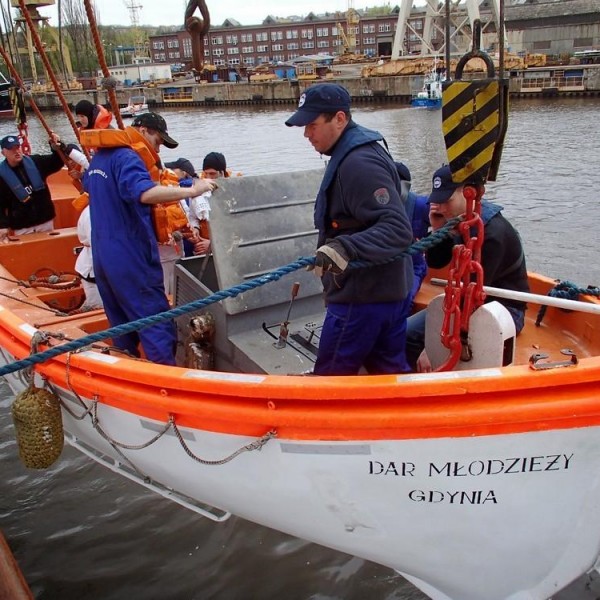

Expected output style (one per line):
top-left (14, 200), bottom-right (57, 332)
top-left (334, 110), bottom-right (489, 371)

top-left (1, 135), bottom-right (21, 150)
top-left (132, 112), bottom-right (178, 149)
top-left (165, 158), bottom-right (197, 178)
top-left (285, 84), bottom-right (351, 127)
top-left (428, 165), bottom-right (462, 204)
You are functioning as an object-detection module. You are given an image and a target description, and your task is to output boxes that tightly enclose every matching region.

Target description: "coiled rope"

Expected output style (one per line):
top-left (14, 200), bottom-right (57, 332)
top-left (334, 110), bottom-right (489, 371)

top-left (0, 218), bottom-right (461, 378)
top-left (535, 280), bottom-right (600, 326)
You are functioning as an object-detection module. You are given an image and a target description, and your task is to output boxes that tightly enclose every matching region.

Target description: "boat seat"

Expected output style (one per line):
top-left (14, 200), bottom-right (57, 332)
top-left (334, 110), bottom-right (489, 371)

top-left (0, 228), bottom-right (80, 281)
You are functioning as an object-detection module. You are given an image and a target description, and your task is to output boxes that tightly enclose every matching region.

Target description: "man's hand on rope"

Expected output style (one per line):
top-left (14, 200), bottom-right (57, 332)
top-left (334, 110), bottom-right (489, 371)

top-left (48, 132), bottom-right (62, 152)
top-left (310, 240), bottom-right (349, 278)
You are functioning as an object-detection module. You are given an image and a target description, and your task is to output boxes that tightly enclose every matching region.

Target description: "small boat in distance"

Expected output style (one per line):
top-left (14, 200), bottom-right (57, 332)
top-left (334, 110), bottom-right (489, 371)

top-left (411, 62), bottom-right (445, 109)
top-left (120, 94), bottom-right (148, 118)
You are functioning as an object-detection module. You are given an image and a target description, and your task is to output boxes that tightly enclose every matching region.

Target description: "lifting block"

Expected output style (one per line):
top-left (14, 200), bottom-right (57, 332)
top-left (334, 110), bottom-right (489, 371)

top-left (425, 295), bottom-right (516, 371)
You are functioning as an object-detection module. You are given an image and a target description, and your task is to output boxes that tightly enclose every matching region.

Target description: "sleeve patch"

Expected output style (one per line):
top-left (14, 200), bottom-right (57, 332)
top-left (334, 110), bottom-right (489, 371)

top-left (373, 187), bottom-right (390, 205)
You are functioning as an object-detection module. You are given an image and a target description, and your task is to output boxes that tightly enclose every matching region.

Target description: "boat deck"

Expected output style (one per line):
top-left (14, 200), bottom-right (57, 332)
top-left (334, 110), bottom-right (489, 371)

top-left (0, 227), bottom-right (598, 373)
top-left (0, 168), bottom-right (598, 374)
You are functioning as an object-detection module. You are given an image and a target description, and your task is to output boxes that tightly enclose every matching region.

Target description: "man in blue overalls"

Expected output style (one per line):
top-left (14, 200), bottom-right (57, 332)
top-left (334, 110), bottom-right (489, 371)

top-left (84, 113), bottom-right (216, 365)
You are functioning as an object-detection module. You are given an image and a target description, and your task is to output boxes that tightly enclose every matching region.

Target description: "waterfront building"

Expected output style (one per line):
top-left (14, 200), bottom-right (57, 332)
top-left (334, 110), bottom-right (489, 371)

top-left (97, 61), bottom-right (172, 86)
top-left (506, 0), bottom-right (600, 57)
top-left (147, 1), bottom-right (600, 74)
top-left (149, 8), bottom-right (438, 73)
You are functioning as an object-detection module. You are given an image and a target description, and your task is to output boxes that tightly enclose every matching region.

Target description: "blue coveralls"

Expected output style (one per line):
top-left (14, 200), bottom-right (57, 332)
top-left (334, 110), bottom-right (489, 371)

top-left (313, 123), bottom-right (414, 375)
top-left (84, 147), bottom-right (177, 365)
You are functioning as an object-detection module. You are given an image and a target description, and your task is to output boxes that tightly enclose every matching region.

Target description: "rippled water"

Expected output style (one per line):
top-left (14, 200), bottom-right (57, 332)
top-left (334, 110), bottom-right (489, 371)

top-left (1, 97), bottom-right (599, 599)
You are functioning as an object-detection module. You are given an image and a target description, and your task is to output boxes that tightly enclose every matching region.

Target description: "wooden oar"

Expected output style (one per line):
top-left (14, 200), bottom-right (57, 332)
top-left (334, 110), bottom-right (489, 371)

top-left (430, 278), bottom-right (600, 316)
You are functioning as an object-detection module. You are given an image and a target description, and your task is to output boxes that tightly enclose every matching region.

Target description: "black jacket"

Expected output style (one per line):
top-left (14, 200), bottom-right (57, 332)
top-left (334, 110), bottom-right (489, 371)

top-left (427, 208), bottom-right (529, 311)
top-left (0, 150), bottom-right (63, 230)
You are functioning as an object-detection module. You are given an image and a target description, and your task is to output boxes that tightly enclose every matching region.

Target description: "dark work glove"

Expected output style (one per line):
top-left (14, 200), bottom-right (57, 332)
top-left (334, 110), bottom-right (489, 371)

top-left (313, 239), bottom-right (349, 278)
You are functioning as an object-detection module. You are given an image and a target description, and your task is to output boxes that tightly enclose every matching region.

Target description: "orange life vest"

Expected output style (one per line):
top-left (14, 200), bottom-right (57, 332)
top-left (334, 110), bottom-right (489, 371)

top-left (93, 105), bottom-right (113, 129)
top-left (77, 128), bottom-right (187, 243)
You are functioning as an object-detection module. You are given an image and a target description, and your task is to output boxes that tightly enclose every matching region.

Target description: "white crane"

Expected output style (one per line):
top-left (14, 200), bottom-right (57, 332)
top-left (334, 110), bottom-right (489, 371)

top-left (391, 0), bottom-right (506, 60)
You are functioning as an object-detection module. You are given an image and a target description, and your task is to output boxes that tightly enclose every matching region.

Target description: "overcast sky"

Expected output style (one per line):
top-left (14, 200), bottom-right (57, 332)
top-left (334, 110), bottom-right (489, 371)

top-left (42, 1), bottom-right (362, 28)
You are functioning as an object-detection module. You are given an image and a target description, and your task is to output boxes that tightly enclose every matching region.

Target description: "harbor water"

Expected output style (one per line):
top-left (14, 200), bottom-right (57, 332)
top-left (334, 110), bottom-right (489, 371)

top-left (0, 97), bottom-right (599, 599)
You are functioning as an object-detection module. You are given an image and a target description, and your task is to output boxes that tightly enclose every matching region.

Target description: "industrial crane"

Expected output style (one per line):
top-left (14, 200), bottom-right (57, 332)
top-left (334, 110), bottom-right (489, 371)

top-left (10, 0), bottom-right (76, 88)
top-left (123, 0), bottom-right (149, 63)
top-left (336, 0), bottom-right (362, 60)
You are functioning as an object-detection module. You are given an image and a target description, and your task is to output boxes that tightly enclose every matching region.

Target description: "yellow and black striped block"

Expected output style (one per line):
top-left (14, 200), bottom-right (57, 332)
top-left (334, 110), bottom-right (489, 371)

top-left (8, 86), bottom-right (26, 124)
top-left (442, 79), bottom-right (501, 186)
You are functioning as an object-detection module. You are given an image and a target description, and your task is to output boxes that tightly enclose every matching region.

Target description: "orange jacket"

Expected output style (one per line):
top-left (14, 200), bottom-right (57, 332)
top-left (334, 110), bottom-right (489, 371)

top-left (77, 128), bottom-right (186, 243)
top-left (92, 104), bottom-right (113, 129)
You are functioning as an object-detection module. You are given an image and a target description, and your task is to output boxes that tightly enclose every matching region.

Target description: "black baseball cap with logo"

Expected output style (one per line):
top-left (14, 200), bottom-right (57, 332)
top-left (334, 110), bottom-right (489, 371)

top-left (428, 165), bottom-right (463, 204)
top-left (132, 112), bottom-right (178, 149)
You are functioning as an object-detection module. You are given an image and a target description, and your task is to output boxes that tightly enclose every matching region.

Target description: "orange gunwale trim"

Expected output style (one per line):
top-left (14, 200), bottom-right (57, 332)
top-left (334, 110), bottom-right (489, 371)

top-left (2, 306), bottom-right (600, 442)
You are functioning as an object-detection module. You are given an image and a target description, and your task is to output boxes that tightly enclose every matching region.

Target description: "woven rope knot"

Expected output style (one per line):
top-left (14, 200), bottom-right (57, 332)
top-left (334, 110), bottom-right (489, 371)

top-left (101, 76), bottom-right (118, 90)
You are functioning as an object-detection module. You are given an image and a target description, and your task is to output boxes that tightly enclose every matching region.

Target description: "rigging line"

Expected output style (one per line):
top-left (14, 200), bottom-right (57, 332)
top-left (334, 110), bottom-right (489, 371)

top-left (3, 0), bottom-right (23, 76)
top-left (0, 45), bottom-right (58, 141)
top-left (0, 2), bottom-right (13, 67)
top-left (82, 0), bottom-right (124, 130)
top-left (0, 218), bottom-right (464, 378)
top-left (56, 0), bottom-right (71, 92)
top-left (0, 32), bottom-right (89, 180)
top-left (16, 0), bottom-right (81, 143)
top-left (0, 290), bottom-right (67, 315)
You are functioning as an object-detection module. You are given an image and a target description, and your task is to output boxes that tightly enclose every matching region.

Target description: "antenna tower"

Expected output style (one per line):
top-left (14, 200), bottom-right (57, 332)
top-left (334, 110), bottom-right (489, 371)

top-left (123, 0), bottom-right (148, 61)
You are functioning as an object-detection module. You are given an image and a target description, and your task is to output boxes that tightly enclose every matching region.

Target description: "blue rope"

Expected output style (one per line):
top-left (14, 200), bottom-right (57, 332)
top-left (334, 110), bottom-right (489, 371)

top-left (535, 280), bottom-right (600, 326)
top-left (0, 218), bottom-right (462, 377)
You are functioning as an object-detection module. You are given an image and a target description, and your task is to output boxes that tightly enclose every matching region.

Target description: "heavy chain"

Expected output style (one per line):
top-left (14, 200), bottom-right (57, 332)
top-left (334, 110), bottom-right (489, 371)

top-left (437, 185), bottom-right (486, 371)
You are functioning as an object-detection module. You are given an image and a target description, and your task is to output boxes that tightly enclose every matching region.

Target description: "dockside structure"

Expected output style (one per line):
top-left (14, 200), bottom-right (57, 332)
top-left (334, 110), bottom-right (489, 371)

top-left (146, 0), bottom-right (600, 73)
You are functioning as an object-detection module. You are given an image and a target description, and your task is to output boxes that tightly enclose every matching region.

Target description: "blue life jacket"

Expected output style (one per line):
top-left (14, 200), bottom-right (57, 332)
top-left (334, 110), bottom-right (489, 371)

top-left (314, 121), bottom-right (385, 232)
top-left (0, 156), bottom-right (45, 203)
top-left (480, 201), bottom-right (503, 224)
